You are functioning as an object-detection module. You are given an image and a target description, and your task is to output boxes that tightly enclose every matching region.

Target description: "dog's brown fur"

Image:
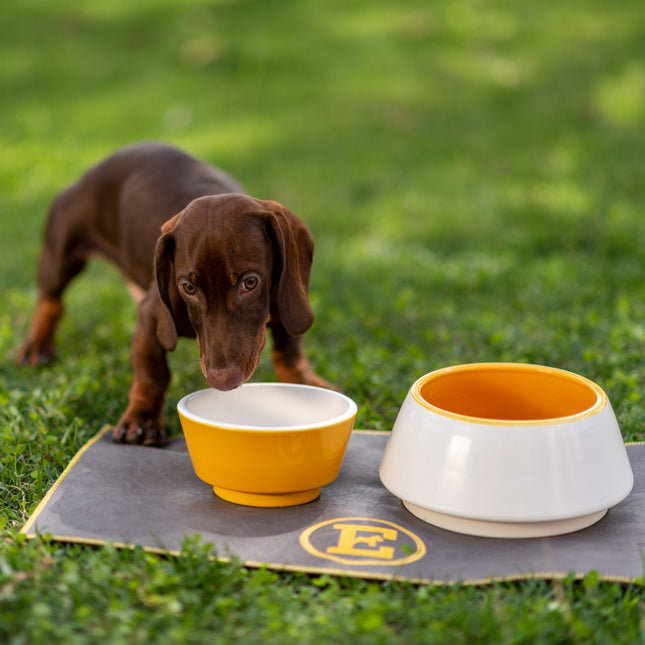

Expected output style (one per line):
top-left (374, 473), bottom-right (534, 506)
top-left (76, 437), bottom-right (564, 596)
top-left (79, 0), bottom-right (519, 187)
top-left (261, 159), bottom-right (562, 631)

top-left (16, 142), bottom-right (334, 446)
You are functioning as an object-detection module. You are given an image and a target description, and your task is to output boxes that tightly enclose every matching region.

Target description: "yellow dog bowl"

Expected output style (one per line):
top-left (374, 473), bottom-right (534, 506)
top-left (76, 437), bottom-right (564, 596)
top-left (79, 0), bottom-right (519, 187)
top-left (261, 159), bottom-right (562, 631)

top-left (177, 384), bottom-right (357, 507)
top-left (379, 363), bottom-right (634, 538)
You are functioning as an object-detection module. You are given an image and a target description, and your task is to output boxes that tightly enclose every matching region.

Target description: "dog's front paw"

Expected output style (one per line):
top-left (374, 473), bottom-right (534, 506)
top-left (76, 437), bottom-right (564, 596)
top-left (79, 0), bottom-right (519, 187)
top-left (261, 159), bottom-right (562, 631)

top-left (113, 410), bottom-right (167, 447)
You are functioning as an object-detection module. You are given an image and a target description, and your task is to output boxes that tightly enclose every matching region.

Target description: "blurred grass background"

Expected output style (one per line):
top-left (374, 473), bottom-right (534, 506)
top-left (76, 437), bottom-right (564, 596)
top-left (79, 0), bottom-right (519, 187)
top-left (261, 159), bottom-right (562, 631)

top-left (3, 0), bottom-right (645, 642)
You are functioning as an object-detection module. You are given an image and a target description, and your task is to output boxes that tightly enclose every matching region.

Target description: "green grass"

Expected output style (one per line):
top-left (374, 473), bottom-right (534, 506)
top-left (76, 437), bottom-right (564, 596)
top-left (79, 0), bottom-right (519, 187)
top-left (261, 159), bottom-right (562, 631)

top-left (3, 0), bottom-right (645, 641)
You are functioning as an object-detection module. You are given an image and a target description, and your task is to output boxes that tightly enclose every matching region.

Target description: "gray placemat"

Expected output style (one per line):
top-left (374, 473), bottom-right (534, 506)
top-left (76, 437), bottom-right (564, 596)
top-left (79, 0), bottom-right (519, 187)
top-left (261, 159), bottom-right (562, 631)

top-left (21, 428), bottom-right (645, 584)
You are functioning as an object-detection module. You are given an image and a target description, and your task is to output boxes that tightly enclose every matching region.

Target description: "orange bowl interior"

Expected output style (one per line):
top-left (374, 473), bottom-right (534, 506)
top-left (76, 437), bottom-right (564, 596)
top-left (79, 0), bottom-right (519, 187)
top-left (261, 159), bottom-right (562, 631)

top-left (413, 364), bottom-right (605, 423)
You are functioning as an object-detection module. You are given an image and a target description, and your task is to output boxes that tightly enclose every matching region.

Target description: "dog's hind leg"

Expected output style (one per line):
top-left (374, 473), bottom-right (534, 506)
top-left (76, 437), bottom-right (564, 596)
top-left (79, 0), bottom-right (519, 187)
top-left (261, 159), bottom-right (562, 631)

top-left (269, 321), bottom-right (339, 391)
top-left (15, 192), bottom-right (90, 366)
top-left (15, 254), bottom-right (88, 366)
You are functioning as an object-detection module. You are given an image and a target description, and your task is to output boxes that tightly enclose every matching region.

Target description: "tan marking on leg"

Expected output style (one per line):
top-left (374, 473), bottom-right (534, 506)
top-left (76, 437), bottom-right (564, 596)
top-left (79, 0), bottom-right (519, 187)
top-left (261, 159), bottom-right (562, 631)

top-left (15, 297), bottom-right (63, 365)
top-left (126, 282), bottom-right (146, 304)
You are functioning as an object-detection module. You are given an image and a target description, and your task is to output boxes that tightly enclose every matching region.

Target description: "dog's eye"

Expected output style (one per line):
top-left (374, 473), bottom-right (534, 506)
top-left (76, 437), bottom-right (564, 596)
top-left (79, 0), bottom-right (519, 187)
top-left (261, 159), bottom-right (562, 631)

top-left (180, 281), bottom-right (197, 296)
top-left (241, 275), bottom-right (259, 292)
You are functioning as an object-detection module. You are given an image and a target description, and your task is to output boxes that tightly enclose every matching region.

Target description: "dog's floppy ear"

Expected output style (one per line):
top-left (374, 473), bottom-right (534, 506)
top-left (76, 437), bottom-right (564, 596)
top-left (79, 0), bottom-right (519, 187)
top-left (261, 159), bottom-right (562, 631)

top-left (160, 212), bottom-right (181, 236)
top-left (154, 213), bottom-right (181, 351)
top-left (264, 203), bottom-right (315, 336)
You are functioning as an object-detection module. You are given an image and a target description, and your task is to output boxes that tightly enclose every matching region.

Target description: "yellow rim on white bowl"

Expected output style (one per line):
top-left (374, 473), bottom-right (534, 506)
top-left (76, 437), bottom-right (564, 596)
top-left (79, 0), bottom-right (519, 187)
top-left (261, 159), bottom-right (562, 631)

top-left (410, 362), bottom-right (607, 425)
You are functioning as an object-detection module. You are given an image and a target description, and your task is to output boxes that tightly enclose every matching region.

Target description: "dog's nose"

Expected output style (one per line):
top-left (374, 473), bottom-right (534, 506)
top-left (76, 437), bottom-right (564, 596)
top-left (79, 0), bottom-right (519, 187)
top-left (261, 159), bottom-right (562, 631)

top-left (206, 366), bottom-right (245, 391)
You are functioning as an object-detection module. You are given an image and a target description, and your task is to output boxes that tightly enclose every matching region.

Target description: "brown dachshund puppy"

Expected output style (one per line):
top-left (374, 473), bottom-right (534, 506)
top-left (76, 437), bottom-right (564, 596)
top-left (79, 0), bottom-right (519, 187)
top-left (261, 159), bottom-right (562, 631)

top-left (16, 142), bottom-right (333, 446)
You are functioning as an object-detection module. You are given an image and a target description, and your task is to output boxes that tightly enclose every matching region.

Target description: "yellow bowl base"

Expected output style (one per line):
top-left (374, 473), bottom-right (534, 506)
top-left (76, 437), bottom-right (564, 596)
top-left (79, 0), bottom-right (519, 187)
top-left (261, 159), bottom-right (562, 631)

top-left (213, 486), bottom-right (321, 507)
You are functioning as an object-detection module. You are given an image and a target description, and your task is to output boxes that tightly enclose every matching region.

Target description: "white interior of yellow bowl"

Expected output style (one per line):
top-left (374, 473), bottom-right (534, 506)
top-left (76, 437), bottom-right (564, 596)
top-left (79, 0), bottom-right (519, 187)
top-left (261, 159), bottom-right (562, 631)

top-left (178, 383), bottom-right (357, 431)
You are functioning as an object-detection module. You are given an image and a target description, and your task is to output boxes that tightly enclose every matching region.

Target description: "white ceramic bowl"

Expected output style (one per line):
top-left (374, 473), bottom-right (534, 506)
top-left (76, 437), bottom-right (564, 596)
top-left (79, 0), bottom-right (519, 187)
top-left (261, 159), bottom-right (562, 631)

top-left (379, 363), bottom-right (634, 538)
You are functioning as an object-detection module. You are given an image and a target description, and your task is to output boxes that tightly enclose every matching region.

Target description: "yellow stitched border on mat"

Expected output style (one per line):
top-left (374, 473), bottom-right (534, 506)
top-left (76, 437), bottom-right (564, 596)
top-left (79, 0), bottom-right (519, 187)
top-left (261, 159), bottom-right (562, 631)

top-left (20, 425), bottom-right (113, 536)
top-left (19, 427), bottom-right (385, 540)
top-left (19, 427), bottom-right (644, 587)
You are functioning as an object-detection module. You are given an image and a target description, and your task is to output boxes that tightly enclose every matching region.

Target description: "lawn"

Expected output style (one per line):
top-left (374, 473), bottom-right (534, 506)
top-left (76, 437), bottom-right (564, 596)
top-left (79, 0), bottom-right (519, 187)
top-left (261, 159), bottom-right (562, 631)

top-left (3, 0), bottom-right (645, 642)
